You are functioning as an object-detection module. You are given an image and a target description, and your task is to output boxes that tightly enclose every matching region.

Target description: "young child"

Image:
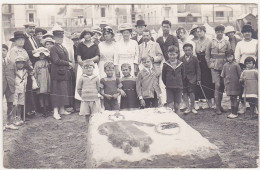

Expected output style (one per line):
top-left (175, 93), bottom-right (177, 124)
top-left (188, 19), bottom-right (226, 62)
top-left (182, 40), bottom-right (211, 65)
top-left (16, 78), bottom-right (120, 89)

top-left (136, 56), bottom-right (161, 108)
top-left (3, 44), bottom-right (18, 130)
top-left (221, 49), bottom-right (241, 119)
top-left (240, 57), bottom-right (258, 116)
top-left (13, 57), bottom-right (28, 126)
top-left (180, 43), bottom-right (201, 114)
top-left (162, 45), bottom-right (185, 114)
top-left (120, 63), bottom-right (139, 110)
top-left (77, 60), bottom-right (101, 122)
top-left (33, 47), bottom-right (51, 117)
top-left (100, 62), bottom-right (122, 111)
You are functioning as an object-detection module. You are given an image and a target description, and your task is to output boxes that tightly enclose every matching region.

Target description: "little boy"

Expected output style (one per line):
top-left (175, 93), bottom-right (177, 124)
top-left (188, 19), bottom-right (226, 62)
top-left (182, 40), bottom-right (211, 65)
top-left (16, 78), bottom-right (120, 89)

top-left (136, 56), bottom-right (161, 108)
top-left (13, 57), bottom-right (28, 126)
top-left (77, 60), bottom-right (100, 121)
top-left (3, 44), bottom-right (18, 130)
top-left (100, 62), bottom-right (122, 111)
top-left (180, 43), bottom-right (201, 114)
top-left (162, 45), bottom-right (185, 114)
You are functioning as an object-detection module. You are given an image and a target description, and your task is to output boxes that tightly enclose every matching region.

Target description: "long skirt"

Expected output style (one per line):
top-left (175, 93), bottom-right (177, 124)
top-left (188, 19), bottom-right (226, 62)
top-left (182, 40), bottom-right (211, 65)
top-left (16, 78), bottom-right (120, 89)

top-left (51, 80), bottom-right (70, 107)
top-left (195, 52), bottom-right (215, 100)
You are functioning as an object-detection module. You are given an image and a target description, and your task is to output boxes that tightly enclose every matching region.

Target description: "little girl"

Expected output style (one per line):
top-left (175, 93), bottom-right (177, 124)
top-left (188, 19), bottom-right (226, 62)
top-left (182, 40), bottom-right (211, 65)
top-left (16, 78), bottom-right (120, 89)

top-left (77, 59), bottom-right (101, 122)
top-left (33, 47), bottom-right (51, 117)
top-left (13, 57), bottom-right (28, 126)
top-left (221, 49), bottom-right (241, 119)
top-left (120, 63), bottom-right (139, 110)
top-left (240, 57), bottom-right (258, 116)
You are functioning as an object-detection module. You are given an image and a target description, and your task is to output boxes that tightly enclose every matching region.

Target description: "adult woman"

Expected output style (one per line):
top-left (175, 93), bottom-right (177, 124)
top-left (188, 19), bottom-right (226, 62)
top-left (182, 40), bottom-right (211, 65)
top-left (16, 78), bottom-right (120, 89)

top-left (114, 23), bottom-right (139, 77)
top-left (176, 27), bottom-right (196, 57)
top-left (98, 26), bottom-right (116, 78)
top-left (74, 29), bottom-right (100, 101)
top-left (35, 27), bottom-right (47, 42)
top-left (195, 26), bottom-right (215, 108)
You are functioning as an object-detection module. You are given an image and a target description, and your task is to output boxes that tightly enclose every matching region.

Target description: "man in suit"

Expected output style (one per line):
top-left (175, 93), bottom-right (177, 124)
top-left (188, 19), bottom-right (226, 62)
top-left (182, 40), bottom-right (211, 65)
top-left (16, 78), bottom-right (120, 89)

top-left (131, 20), bottom-right (154, 45)
top-left (139, 28), bottom-right (163, 74)
top-left (156, 20), bottom-right (179, 61)
top-left (23, 22), bottom-right (42, 66)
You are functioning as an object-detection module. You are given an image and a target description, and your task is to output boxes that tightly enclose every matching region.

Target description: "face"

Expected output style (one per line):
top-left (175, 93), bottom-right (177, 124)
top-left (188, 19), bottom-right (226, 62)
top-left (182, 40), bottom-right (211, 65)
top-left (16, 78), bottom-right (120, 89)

top-left (184, 46), bottom-right (193, 56)
top-left (162, 24), bottom-right (170, 35)
top-left (39, 53), bottom-right (46, 60)
top-left (45, 42), bottom-right (54, 50)
top-left (2, 48), bottom-right (8, 58)
top-left (136, 25), bottom-right (145, 35)
top-left (36, 32), bottom-right (43, 40)
top-left (216, 30), bottom-right (224, 39)
top-left (245, 61), bottom-right (254, 69)
top-left (142, 31), bottom-right (151, 42)
top-left (168, 52), bottom-right (178, 62)
top-left (16, 62), bottom-right (25, 70)
top-left (15, 38), bottom-right (25, 47)
top-left (105, 66), bottom-right (114, 77)
top-left (122, 30), bottom-right (131, 40)
top-left (197, 28), bottom-right (205, 38)
top-left (121, 66), bottom-right (131, 77)
top-left (227, 55), bottom-right (234, 62)
top-left (142, 58), bottom-right (152, 68)
top-left (104, 32), bottom-right (113, 41)
top-left (243, 31), bottom-right (252, 40)
top-left (93, 32), bottom-right (101, 40)
top-left (84, 33), bottom-right (92, 41)
top-left (54, 36), bottom-right (63, 44)
top-left (132, 31), bottom-right (137, 37)
top-left (193, 30), bottom-right (199, 38)
top-left (227, 32), bottom-right (235, 38)
top-left (177, 29), bottom-right (186, 40)
top-left (26, 26), bottom-right (35, 35)
top-left (83, 65), bottom-right (94, 76)
top-left (72, 39), bottom-right (80, 46)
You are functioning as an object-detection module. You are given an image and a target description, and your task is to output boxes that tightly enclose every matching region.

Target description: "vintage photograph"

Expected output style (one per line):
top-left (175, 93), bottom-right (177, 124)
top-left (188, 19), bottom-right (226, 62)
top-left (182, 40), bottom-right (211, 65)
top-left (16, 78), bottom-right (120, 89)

top-left (2, 3), bottom-right (259, 168)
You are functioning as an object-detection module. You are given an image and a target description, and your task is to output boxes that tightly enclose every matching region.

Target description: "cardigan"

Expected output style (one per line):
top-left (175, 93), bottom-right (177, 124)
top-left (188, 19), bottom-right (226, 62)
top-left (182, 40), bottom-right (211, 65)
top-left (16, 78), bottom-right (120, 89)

top-left (77, 74), bottom-right (100, 101)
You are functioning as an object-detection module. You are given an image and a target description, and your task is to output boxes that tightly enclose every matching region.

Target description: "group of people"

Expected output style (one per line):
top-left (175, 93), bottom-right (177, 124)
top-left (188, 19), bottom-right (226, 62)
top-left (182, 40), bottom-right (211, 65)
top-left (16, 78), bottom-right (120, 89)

top-left (2, 19), bottom-right (258, 130)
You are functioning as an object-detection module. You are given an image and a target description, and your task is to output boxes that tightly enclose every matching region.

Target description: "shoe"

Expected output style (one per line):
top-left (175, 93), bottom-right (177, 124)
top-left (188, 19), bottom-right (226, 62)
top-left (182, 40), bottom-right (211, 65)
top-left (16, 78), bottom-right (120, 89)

top-left (13, 121), bottom-right (23, 126)
top-left (53, 113), bottom-right (61, 120)
top-left (5, 124), bottom-right (19, 130)
top-left (192, 109), bottom-right (198, 114)
top-left (202, 105), bottom-right (209, 109)
top-left (194, 102), bottom-right (200, 110)
top-left (180, 103), bottom-right (187, 110)
top-left (60, 110), bottom-right (71, 115)
top-left (238, 104), bottom-right (246, 114)
top-left (216, 108), bottom-right (222, 115)
top-left (227, 113), bottom-right (238, 119)
top-left (184, 108), bottom-right (191, 114)
top-left (201, 99), bottom-right (207, 103)
top-left (221, 107), bottom-right (227, 113)
top-left (65, 107), bottom-right (74, 112)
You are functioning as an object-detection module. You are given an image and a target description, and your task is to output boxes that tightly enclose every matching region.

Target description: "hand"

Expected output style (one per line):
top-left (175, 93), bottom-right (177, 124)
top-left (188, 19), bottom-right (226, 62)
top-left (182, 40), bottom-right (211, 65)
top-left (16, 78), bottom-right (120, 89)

top-left (78, 61), bottom-right (83, 67)
top-left (105, 94), bottom-right (112, 100)
top-left (32, 49), bottom-right (37, 54)
top-left (140, 99), bottom-right (146, 107)
top-left (69, 62), bottom-right (73, 68)
top-left (119, 89), bottom-right (127, 97)
top-left (197, 81), bottom-right (201, 85)
top-left (112, 93), bottom-right (119, 99)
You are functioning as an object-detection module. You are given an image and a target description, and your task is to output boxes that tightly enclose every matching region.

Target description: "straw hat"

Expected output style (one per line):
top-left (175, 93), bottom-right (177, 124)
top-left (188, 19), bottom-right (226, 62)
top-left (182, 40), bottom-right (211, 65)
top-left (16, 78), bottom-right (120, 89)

top-left (35, 28), bottom-right (47, 34)
top-left (224, 26), bottom-right (236, 34)
top-left (24, 22), bottom-right (37, 27)
top-left (42, 37), bottom-right (55, 45)
top-left (33, 47), bottom-right (50, 57)
top-left (189, 24), bottom-right (199, 35)
top-left (15, 57), bottom-right (26, 62)
top-left (118, 23), bottom-right (133, 32)
top-left (91, 25), bottom-right (102, 35)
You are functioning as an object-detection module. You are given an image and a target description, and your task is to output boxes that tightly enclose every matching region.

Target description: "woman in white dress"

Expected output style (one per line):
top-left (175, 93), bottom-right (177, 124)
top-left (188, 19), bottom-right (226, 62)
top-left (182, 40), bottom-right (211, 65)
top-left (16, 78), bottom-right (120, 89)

top-left (98, 26), bottom-right (116, 78)
top-left (114, 23), bottom-right (139, 77)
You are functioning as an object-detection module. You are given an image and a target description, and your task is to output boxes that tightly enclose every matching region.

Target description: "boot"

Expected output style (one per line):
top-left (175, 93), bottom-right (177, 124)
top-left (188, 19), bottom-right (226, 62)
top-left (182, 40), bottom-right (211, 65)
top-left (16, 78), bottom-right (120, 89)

top-left (215, 94), bottom-right (221, 115)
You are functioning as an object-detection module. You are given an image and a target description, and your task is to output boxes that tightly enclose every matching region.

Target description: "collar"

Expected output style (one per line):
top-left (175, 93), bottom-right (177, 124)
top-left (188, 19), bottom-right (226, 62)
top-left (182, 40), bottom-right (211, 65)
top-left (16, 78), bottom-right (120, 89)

top-left (82, 74), bottom-right (96, 80)
top-left (165, 60), bottom-right (183, 70)
top-left (213, 37), bottom-right (225, 43)
top-left (143, 64), bottom-right (153, 72)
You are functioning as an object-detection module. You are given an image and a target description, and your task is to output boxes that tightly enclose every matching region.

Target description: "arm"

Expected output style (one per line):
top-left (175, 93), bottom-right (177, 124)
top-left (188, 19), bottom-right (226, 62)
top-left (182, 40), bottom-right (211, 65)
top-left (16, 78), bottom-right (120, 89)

top-left (234, 42), bottom-right (241, 63)
top-left (236, 64), bottom-right (242, 78)
top-left (162, 64), bottom-right (166, 85)
top-left (136, 72), bottom-right (143, 99)
top-left (195, 58), bottom-right (201, 82)
top-left (77, 77), bottom-right (83, 97)
top-left (153, 43), bottom-right (163, 63)
top-left (91, 46), bottom-right (100, 63)
top-left (205, 41), bottom-right (212, 68)
top-left (220, 65), bottom-right (225, 78)
top-left (50, 47), bottom-right (70, 66)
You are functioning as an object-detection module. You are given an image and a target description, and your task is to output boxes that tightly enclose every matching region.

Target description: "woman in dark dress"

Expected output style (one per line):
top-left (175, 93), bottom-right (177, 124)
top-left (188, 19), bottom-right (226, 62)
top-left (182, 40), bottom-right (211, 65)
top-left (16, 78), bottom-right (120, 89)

top-left (195, 26), bottom-right (215, 109)
top-left (74, 29), bottom-right (100, 101)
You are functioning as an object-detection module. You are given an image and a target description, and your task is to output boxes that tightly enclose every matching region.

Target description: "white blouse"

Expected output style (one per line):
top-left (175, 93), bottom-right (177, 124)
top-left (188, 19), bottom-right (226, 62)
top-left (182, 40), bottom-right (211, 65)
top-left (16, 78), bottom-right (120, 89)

top-left (235, 39), bottom-right (258, 64)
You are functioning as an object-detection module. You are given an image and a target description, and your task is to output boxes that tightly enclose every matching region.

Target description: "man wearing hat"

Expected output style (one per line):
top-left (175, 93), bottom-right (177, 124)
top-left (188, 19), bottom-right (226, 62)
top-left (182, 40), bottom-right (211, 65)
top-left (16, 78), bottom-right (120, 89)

top-left (225, 26), bottom-right (241, 51)
top-left (50, 28), bottom-right (74, 120)
top-left (205, 25), bottom-right (231, 115)
top-left (131, 19), bottom-right (154, 45)
top-left (23, 22), bottom-right (42, 66)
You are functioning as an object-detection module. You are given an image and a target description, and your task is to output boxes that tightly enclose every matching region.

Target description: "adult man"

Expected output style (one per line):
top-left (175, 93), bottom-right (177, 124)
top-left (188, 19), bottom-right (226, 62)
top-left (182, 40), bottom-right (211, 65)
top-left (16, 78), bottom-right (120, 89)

top-left (23, 22), bottom-right (42, 66)
top-left (205, 25), bottom-right (231, 114)
top-left (156, 20), bottom-right (179, 61)
top-left (132, 20), bottom-right (154, 45)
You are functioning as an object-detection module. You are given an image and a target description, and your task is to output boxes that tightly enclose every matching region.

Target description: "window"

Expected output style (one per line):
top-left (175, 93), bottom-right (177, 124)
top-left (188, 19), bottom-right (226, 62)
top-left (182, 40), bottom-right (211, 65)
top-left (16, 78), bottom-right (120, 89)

top-left (165, 8), bottom-right (170, 18)
top-left (8, 5), bottom-right (12, 13)
top-left (101, 8), bottom-right (105, 17)
top-left (28, 5), bottom-right (33, 9)
top-left (123, 16), bottom-right (127, 23)
top-left (178, 17), bottom-right (186, 23)
top-left (29, 13), bottom-right (34, 22)
top-left (216, 11), bottom-right (224, 17)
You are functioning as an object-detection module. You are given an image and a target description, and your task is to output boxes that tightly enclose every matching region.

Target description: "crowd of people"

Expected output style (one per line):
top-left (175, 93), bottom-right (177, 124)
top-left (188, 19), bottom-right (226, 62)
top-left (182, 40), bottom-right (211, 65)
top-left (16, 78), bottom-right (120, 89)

top-left (2, 19), bottom-right (258, 130)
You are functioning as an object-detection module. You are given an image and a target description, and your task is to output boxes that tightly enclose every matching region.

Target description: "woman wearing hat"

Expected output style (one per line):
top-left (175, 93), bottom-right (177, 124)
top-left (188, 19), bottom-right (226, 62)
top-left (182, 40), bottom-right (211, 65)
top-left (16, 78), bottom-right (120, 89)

top-left (35, 27), bottom-right (47, 42)
top-left (176, 27), bottom-right (196, 57)
top-left (91, 26), bottom-right (102, 45)
top-left (225, 26), bottom-right (241, 52)
top-left (189, 24), bottom-right (199, 41)
top-left (98, 26), bottom-right (116, 78)
top-left (74, 29), bottom-right (100, 101)
top-left (234, 24), bottom-right (258, 114)
top-left (114, 23), bottom-right (139, 77)
top-left (42, 37), bottom-right (55, 51)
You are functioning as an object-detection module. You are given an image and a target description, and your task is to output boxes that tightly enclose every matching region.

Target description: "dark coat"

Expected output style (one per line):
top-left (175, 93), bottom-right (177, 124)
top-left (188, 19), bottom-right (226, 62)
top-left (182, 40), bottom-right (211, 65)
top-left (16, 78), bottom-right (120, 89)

top-left (162, 60), bottom-right (185, 89)
top-left (131, 36), bottom-right (154, 45)
top-left (50, 43), bottom-right (72, 81)
top-left (2, 58), bottom-right (16, 93)
top-left (23, 34), bottom-right (42, 66)
top-left (156, 34), bottom-right (179, 61)
top-left (180, 55), bottom-right (201, 84)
